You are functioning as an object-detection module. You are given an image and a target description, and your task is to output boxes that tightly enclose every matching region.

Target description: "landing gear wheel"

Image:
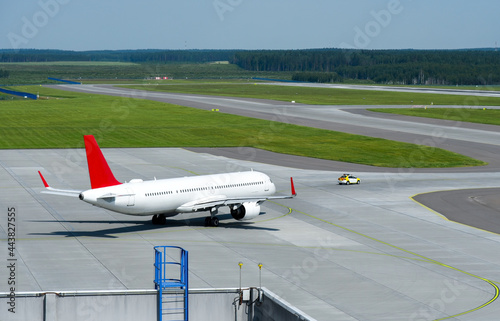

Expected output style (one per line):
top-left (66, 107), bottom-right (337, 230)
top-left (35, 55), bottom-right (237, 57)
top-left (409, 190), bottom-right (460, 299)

top-left (152, 214), bottom-right (166, 225)
top-left (205, 216), bottom-right (219, 227)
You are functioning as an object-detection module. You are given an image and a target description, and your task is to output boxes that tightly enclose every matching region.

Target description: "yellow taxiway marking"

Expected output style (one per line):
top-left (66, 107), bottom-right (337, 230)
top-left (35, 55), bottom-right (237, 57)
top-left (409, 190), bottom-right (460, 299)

top-left (5, 198), bottom-right (498, 320)
top-left (290, 204), bottom-right (499, 321)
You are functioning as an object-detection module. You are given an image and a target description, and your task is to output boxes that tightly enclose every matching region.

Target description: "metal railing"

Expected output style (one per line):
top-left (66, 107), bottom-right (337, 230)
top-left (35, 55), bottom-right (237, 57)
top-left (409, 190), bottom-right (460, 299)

top-left (154, 246), bottom-right (189, 321)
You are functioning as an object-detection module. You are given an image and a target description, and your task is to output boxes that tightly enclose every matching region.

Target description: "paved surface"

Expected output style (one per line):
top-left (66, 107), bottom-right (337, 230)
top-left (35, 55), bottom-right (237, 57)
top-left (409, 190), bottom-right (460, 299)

top-left (1, 84), bottom-right (500, 320)
top-left (259, 82), bottom-right (500, 98)
top-left (2, 148), bottom-right (500, 321)
top-left (414, 188), bottom-right (500, 234)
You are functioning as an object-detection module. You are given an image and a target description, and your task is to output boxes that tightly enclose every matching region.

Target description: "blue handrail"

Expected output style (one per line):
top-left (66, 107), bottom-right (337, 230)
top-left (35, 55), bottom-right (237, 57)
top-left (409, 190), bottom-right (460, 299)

top-left (154, 246), bottom-right (188, 321)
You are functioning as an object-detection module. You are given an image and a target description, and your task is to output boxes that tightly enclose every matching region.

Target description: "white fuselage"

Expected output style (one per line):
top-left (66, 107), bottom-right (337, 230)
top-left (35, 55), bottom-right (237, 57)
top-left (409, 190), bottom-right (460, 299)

top-left (79, 171), bottom-right (276, 216)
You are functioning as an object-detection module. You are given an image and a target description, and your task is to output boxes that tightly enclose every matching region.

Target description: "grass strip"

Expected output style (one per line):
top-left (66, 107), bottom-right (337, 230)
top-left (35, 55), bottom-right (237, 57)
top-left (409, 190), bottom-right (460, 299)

top-left (0, 86), bottom-right (486, 168)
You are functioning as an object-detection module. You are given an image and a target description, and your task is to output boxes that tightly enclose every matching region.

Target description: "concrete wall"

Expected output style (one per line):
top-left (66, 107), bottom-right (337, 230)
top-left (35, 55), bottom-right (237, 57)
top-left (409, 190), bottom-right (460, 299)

top-left (0, 288), bottom-right (316, 321)
top-left (254, 289), bottom-right (316, 321)
top-left (0, 290), bottom-right (157, 321)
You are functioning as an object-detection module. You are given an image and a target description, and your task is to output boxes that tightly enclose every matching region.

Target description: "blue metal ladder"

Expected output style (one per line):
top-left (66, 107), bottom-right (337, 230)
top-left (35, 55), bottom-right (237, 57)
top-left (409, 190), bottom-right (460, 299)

top-left (154, 246), bottom-right (189, 321)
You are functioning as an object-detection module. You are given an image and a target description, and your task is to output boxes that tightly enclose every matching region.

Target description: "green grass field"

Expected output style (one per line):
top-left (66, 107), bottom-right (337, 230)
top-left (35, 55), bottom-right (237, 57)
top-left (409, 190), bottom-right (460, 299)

top-left (369, 107), bottom-right (500, 126)
top-left (0, 85), bottom-right (485, 168)
top-left (0, 93), bottom-right (20, 101)
top-left (0, 62), bottom-right (293, 85)
top-left (121, 83), bottom-right (500, 106)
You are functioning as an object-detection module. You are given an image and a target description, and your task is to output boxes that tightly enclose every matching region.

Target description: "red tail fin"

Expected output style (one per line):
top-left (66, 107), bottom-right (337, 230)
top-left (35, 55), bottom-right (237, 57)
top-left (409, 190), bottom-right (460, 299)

top-left (84, 135), bottom-right (121, 189)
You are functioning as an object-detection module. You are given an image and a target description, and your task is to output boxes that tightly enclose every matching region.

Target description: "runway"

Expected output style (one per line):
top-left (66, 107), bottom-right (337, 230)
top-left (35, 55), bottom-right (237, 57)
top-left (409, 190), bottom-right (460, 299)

top-left (2, 84), bottom-right (500, 320)
top-left (259, 82), bottom-right (500, 98)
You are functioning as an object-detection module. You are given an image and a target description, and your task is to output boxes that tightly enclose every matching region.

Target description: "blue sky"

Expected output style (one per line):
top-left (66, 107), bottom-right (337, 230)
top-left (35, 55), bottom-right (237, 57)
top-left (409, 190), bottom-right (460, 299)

top-left (1, 0), bottom-right (499, 51)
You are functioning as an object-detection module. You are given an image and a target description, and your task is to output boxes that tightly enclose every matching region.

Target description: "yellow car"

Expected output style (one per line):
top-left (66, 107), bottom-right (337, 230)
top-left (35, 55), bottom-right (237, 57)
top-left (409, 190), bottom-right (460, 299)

top-left (338, 174), bottom-right (360, 185)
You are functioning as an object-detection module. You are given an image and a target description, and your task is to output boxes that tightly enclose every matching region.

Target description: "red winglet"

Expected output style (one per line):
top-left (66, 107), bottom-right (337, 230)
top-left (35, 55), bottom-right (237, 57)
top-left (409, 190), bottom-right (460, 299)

top-left (84, 135), bottom-right (121, 189)
top-left (38, 171), bottom-right (50, 188)
top-left (290, 177), bottom-right (296, 196)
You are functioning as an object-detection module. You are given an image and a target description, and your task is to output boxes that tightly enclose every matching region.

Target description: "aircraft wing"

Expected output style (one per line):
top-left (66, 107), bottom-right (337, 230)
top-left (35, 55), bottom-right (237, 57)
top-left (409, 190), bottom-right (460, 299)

top-left (223, 194), bottom-right (295, 205)
top-left (223, 177), bottom-right (296, 206)
top-left (38, 171), bottom-right (82, 198)
top-left (177, 177), bottom-right (296, 212)
top-left (178, 196), bottom-right (285, 213)
top-left (176, 195), bottom-right (227, 212)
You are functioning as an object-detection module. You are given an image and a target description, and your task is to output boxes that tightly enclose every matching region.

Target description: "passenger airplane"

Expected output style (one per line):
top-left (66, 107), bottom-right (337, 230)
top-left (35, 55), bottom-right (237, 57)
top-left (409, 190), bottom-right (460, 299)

top-left (38, 135), bottom-right (296, 226)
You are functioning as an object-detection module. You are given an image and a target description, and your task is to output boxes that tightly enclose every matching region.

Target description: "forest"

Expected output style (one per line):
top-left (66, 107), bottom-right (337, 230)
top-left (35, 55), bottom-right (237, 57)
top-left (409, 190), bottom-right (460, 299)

top-left (1, 48), bottom-right (499, 85)
top-left (0, 49), bottom-right (236, 64)
top-left (232, 49), bottom-right (500, 85)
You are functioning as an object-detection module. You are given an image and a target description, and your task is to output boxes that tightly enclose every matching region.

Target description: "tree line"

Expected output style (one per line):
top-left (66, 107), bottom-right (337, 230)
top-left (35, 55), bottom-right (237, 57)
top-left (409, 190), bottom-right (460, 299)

top-left (0, 49), bottom-right (236, 64)
top-left (292, 72), bottom-right (343, 83)
top-left (0, 69), bottom-right (9, 78)
top-left (1, 48), bottom-right (499, 85)
top-left (232, 49), bottom-right (500, 85)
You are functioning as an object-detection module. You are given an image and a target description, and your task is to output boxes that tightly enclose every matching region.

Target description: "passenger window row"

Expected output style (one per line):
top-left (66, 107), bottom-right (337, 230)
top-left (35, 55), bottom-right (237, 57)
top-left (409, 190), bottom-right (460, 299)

top-left (144, 181), bottom-right (264, 197)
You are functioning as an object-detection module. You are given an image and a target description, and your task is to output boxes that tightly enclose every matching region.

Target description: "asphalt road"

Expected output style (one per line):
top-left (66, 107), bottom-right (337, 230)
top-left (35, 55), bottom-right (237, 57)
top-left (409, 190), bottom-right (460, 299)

top-left (260, 82), bottom-right (500, 98)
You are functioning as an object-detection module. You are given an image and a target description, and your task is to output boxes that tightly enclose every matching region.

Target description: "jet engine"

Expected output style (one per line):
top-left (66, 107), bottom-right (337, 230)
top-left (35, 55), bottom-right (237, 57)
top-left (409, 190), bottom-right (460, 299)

top-left (230, 202), bottom-right (260, 221)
